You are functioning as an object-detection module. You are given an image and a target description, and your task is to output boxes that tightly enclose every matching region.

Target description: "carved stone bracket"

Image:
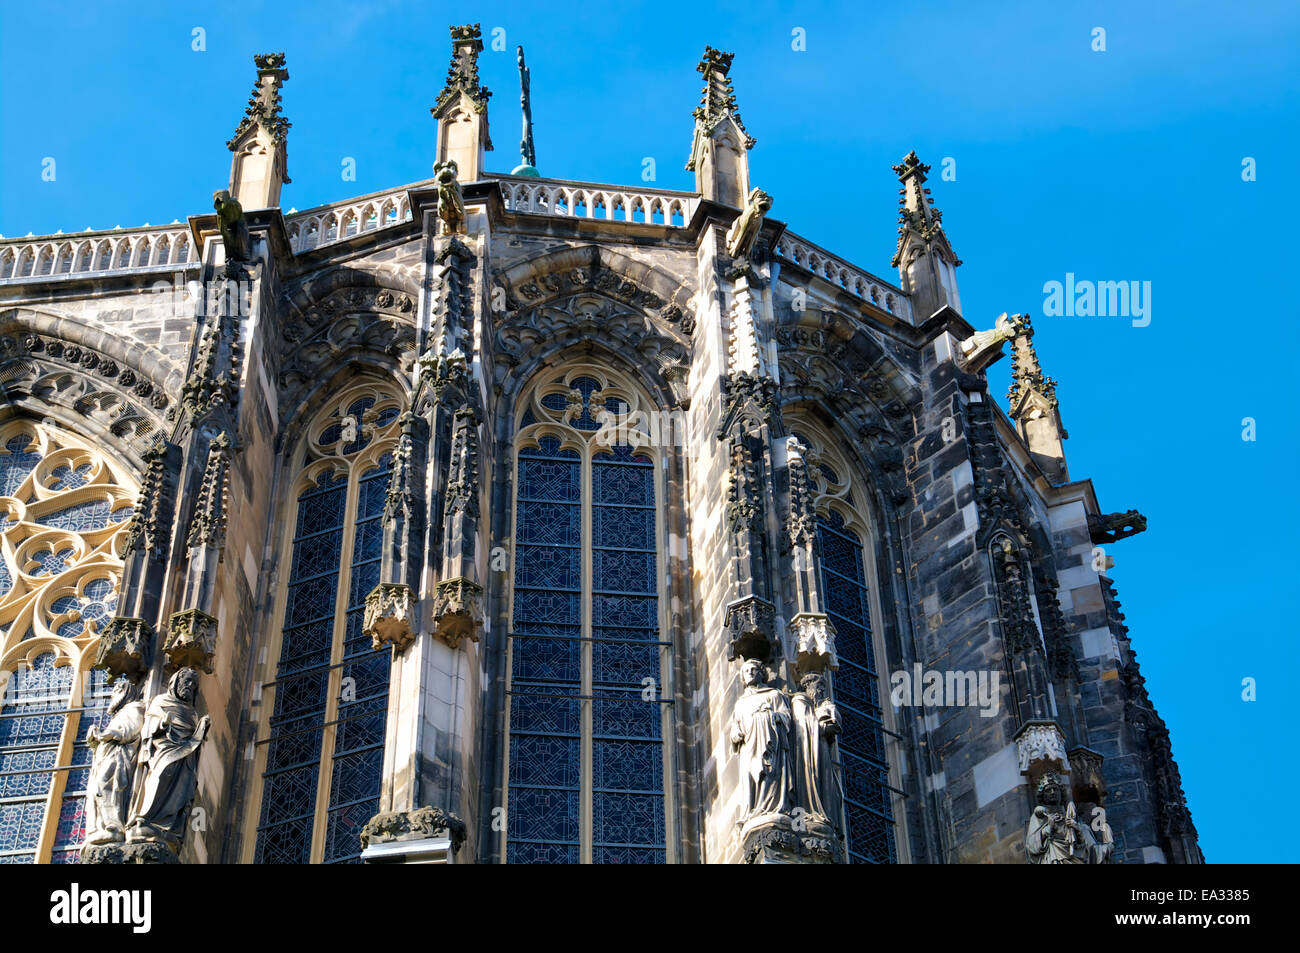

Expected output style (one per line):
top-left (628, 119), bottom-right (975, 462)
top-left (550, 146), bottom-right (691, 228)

top-left (791, 612), bottom-right (837, 676)
top-left (162, 608), bottom-right (218, 674)
top-left (81, 842), bottom-right (180, 865)
top-left (364, 582), bottom-right (417, 652)
top-left (724, 596), bottom-right (777, 662)
top-left (431, 576), bottom-right (483, 648)
top-left (94, 617), bottom-right (154, 682)
top-left (1014, 720), bottom-right (1069, 779)
top-left (742, 820), bottom-right (840, 865)
top-left (360, 805), bottom-right (466, 864)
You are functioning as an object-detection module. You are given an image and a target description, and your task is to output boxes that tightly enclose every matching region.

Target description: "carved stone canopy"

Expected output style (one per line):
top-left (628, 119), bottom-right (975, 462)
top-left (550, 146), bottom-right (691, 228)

top-left (1015, 720), bottom-right (1069, 777)
top-left (724, 596), bottom-right (777, 662)
top-left (364, 582), bottom-right (417, 652)
top-left (163, 608), bottom-right (218, 674)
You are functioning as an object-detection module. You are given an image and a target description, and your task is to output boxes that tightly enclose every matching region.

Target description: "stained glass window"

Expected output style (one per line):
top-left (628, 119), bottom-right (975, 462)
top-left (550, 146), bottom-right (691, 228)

top-left (817, 510), bottom-right (897, 864)
top-left (0, 420), bottom-right (136, 864)
top-left (253, 385), bottom-right (401, 864)
top-left (506, 370), bottom-right (670, 864)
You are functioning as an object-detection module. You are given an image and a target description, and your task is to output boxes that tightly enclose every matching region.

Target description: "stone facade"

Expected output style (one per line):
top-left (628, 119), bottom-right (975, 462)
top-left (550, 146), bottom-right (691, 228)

top-left (0, 26), bottom-right (1199, 865)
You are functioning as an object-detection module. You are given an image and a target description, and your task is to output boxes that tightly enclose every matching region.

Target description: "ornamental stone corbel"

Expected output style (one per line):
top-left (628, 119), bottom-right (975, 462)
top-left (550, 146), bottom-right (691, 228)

top-left (162, 608), bottom-right (219, 674)
top-left (431, 576), bottom-right (483, 648)
top-left (360, 805), bottom-right (466, 864)
top-left (94, 617), bottom-right (154, 682)
top-left (364, 582), bottom-right (417, 652)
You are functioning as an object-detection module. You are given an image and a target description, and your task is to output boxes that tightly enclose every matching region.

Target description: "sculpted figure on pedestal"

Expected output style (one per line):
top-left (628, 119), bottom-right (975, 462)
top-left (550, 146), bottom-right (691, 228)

top-left (126, 669), bottom-right (210, 852)
top-left (790, 671), bottom-right (843, 833)
top-left (435, 159), bottom-right (467, 234)
top-left (83, 679), bottom-right (145, 846)
top-left (1025, 772), bottom-right (1100, 864)
top-left (730, 659), bottom-right (795, 827)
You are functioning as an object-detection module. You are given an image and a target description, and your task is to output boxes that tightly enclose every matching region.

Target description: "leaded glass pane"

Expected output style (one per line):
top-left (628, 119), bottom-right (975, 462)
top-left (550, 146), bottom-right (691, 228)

top-left (255, 473), bottom-right (345, 863)
top-left (816, 513), bottom-right (896, 864)
top-left (0, 654), bottom-right (72, 862)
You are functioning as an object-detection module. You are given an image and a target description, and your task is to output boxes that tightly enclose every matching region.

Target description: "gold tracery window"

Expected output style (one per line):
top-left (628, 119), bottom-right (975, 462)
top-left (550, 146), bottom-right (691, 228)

top-left (0, 418), bottom-right (137, 864)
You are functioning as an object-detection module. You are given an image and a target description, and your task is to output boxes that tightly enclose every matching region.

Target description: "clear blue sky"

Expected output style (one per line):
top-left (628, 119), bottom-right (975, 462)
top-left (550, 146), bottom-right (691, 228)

top-left (3, 0), bottom-right (1297, 863)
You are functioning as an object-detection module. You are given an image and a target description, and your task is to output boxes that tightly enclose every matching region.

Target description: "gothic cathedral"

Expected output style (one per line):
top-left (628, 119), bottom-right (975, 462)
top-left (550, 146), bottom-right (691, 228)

top-left (0, 26), bottom-right (1199, 865)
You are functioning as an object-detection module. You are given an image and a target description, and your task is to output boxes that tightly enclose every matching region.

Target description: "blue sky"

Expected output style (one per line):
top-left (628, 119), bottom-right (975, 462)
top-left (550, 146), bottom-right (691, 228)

top-left (3, 0), bottom-right (1297, 862)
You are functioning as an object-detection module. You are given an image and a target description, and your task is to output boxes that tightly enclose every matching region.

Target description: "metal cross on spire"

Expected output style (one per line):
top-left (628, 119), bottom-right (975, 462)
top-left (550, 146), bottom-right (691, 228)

top-left (513, 45), bottom-right (539, 176)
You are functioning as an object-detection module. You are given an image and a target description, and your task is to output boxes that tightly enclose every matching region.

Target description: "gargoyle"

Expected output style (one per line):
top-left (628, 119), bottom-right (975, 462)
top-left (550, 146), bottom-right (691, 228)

top-left (1088, 509), bottom-right (1148, 544)
top-left (725, 187), bottom-right (772, 262)
top-left (213, 190), bottom-right (251, 262)
top-left (435, 159), bottom-right (466, 235)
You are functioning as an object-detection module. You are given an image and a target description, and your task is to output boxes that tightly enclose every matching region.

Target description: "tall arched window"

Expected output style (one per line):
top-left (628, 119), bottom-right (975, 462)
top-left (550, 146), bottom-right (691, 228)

top-left (0, 418), bottom-right (136, 864)
top-left (505, 364), bottom-right (673, 864)
top-left (792, 427), bottom-right (899, 864)
top-left (251, 382), bottom-right (404, 864)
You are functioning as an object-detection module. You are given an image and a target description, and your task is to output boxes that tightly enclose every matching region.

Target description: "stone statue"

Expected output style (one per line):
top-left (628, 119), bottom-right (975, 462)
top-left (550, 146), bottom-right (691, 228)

top-left (1079, 802), bottom-right (1115, 864)
top-left (730, 659), bottom-right (795, 827)
top-left (790, 672), bottom-right (843, 833)
top-left (1025, 772), bottom-right (1099, 864)
top-left (212, 189), bottom-right (251, 262)
top-left (126, 668), bottom-right (210, 852)
top-left (82, 678), bottom-right (145, 846)
top-left (435, 159), bottom-right (466, 234)
top-left (958, 311), bottom-right (1017, 368)
top-left (725, 187), bottom-right (772, 262)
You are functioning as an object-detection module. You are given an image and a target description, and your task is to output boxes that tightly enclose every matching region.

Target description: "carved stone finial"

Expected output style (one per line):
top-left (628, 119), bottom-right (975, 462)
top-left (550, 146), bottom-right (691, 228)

top-left (689, 46), bottom-right (754, 152)
top-left (434, 24), bottom-right (491, 116)
top-left (227, 52), bottom-right (290, 151)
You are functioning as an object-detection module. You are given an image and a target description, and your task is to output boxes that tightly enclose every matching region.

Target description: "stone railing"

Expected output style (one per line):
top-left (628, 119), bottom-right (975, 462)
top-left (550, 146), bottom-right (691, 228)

top-left (496, 175), bottom-right (698, 228)
top-left (0, 226), bottom-right (196, 281)
top-left (774, 232), bottom-right (912, 322)
top-left (285, 188), bottom-right (415, 253)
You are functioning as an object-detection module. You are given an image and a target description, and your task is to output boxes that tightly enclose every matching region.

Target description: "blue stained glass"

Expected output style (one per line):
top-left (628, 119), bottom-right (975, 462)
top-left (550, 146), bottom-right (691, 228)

top-left (508, 435), bottom-right (665, 864)
top-left (48, 463), bottom-right (92, 490)
top-left (0, 654), bottom-right (74, 859)
top-left (816, 510), bottom-right (896, 864)
top-left (256, 473), bottom-right (345, 864)
top-left (0, 435), bottom-right (41, 497)
top-left (38, 499), bottom-right (126, 533)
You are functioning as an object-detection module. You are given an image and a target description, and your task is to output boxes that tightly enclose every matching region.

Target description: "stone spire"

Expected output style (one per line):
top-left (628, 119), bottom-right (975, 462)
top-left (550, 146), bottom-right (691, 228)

top-left (1004, 314), bottom-right (1069, 483)
top-left (432, 23), bottom-right (492, 182)
top-left (226, 53), bottom-right (291, 210)
top-left (890, 151), bottom-right (961, 319)
top-left (686, 46), bottom-right (755, 207)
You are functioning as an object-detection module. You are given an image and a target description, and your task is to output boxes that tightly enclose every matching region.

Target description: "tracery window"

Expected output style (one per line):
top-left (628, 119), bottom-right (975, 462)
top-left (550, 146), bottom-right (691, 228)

top-left (792, 428), bottom-right (899, 864)
top-left (251, 383), bottom-right (404, 864)
top-left (505, 365), bottom-right (672, 864)
top-left (0, 419), bottom-right (136, 864)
